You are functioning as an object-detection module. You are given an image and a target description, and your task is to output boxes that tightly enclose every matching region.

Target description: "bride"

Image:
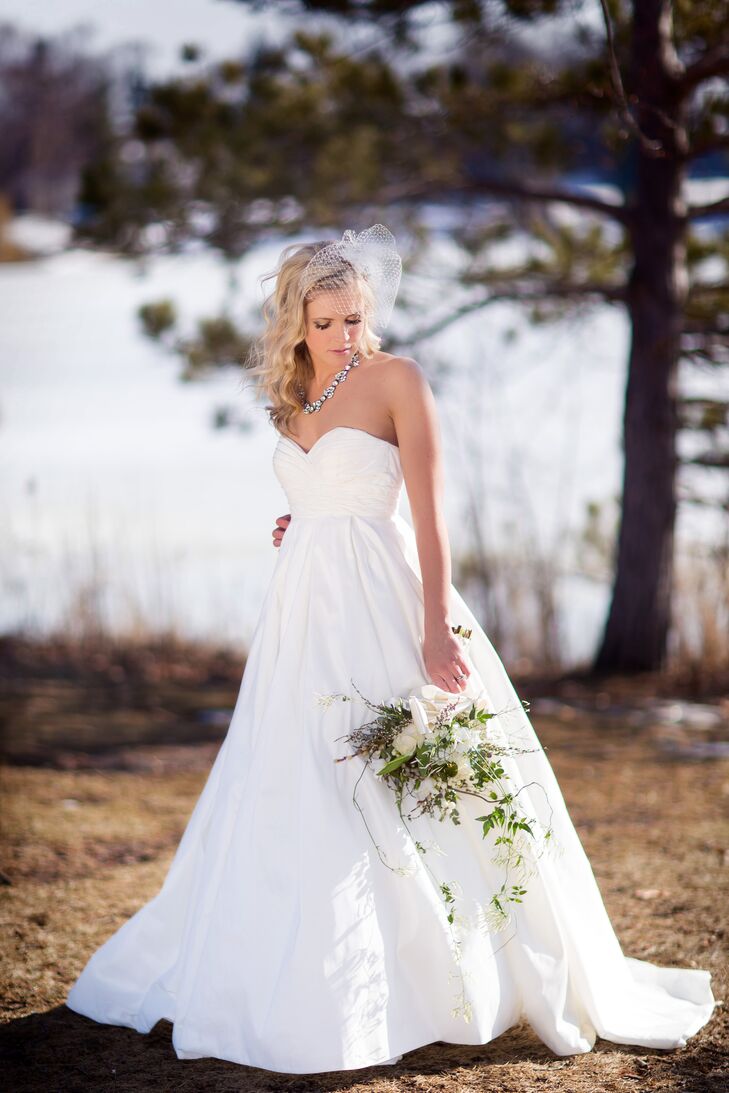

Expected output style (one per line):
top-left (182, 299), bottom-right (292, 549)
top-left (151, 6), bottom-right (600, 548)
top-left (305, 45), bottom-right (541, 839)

top-left (66, 225), bottom-right (716, 1074)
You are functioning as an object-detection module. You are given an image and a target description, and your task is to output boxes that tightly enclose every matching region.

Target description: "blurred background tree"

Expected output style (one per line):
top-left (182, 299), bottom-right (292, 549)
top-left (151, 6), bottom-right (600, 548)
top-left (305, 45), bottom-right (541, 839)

top-left (0, 23), bottom-right (112, 218)
top-left (9, 1), bottom-right (728, 674)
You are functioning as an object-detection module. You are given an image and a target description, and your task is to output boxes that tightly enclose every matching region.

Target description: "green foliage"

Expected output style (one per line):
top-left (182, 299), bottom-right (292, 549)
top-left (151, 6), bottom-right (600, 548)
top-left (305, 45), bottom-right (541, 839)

top-left (136, 298), bottom-right (254, 381)
top-left (138, 299), bottom-right (177, 339)
top-left (177, 315), bottom-right (254, 379)
top-left (181, 43), bottom-right (202, 64)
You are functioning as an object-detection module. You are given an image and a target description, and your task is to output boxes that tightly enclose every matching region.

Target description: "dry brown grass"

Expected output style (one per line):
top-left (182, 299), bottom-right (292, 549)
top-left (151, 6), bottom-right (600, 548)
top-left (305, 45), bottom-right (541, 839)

top-left (1, 698), bottom-right (728, 1092)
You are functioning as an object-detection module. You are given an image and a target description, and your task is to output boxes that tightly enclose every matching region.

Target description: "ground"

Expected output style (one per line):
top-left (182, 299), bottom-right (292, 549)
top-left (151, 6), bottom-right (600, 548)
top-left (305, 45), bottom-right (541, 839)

top-left (0, 639), bottom-right (727, 1091)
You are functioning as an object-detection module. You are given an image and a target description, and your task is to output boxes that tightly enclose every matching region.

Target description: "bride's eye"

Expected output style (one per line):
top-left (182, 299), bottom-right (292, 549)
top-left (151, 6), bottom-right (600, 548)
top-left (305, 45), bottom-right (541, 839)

top-left (314, 318), bottom-right (362, 330)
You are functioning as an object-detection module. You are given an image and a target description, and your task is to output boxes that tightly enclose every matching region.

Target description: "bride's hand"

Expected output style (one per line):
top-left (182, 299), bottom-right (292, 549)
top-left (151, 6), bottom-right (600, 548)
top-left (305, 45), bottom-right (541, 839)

top-left (272, 513), bottom-right (291, 547)
top-left (423, 625), bottom-right (471, 693)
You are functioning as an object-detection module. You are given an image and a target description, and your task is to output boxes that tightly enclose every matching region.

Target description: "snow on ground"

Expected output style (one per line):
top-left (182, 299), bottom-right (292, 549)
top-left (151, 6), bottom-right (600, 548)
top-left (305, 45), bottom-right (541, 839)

top-left (0, 207), bottom-right (726, 662)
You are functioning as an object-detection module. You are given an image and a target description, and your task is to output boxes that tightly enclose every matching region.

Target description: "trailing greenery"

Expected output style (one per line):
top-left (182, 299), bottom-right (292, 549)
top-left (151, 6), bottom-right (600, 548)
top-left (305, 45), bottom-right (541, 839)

top-left (320, 673), bottom-right (556, 1022)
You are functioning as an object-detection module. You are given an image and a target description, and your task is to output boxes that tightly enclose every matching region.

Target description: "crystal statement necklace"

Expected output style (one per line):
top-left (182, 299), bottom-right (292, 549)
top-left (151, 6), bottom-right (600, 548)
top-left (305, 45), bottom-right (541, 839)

top-left (297, 351), bottom-right (361, 414)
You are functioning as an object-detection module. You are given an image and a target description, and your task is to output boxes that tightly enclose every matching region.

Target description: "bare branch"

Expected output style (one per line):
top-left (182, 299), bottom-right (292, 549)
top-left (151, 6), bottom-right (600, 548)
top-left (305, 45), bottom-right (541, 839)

top-left (683, 133), bottom-right (729, 162)
top-left (686, 452), bottom-right (729, 470)
top-left (381, 176), bottom-right (630, 224)
top-left (680, 343), bottom-right (729, 367)
top-left (596, 0), bottom-right (665, 157)
top-left (687, 280), bottom-right (729, 299)
top-left (682, 320), bottom-right (729, 337)
top-left (393, 280), bottom-right (627, 347)
top-left (679, 43), bottom-right (729, 96)
top-left (686, 194), bottom-right (729, 219)
top-left (459, 279), bottom-right (627, 304)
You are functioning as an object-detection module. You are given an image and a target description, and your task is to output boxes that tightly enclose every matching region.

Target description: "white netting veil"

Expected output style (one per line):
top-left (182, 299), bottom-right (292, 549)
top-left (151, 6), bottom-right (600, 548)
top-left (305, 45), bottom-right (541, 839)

top-left (300, 223), bottom-right (402, 333)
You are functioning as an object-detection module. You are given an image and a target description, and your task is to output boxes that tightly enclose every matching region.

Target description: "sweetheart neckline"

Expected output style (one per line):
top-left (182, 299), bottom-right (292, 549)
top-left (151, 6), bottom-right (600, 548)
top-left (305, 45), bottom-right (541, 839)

top-left (277, 425), bottom-right (400, 458)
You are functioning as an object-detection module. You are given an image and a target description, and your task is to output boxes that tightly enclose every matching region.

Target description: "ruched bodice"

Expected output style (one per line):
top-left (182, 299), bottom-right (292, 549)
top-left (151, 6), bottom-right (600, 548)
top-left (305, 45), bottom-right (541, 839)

top-left (273, 426), bottom-right (403, 520)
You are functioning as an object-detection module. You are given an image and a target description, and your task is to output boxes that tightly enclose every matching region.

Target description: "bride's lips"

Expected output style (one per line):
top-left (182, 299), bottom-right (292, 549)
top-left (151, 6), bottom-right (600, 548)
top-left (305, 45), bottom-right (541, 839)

top-left (331, 348), bottom-right (351, 353)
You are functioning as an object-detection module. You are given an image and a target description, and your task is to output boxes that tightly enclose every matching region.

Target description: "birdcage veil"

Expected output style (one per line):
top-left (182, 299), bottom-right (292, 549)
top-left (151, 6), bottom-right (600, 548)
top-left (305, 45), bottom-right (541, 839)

top-left (300, 224), bottom-right (402, 333)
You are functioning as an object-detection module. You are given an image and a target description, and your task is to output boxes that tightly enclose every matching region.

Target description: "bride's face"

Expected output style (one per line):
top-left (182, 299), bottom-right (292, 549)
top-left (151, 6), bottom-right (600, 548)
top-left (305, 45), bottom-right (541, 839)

top-left (303, 290), bottom-right (363, 370)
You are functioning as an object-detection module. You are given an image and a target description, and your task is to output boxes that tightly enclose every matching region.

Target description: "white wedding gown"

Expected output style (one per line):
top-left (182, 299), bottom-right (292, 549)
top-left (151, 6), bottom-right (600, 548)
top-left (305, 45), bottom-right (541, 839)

top-left (67, 425), bottom-right (716, 1073)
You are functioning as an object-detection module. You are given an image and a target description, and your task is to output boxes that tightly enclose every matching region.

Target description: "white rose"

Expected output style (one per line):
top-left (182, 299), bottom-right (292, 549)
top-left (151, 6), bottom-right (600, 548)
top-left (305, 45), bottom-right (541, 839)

top-left (392, 729), bottom-right (419, 756)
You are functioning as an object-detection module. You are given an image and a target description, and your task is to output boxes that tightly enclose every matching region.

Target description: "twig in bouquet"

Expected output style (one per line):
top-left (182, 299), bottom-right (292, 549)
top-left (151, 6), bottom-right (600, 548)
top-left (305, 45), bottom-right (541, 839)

top-left (348, 758), bottom-right (410, 874)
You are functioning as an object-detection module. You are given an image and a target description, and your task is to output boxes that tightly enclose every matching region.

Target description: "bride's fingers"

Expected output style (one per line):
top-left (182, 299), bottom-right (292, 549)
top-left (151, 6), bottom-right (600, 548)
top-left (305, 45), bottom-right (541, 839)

top-left (439, 672), bottom-right (465, 694)
top-left (432, 665), bottom-right (469, 693)
top-left (448, 663), bottom-right (469, 687)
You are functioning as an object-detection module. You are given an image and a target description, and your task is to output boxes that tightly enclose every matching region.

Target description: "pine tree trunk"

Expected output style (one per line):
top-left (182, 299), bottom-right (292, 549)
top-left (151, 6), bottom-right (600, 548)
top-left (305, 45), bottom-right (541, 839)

top-left (593, 0), bottom-right (688, 672)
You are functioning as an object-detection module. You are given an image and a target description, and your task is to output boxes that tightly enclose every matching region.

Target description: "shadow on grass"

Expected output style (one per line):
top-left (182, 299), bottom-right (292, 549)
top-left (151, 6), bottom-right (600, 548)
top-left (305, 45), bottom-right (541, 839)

top-left (1, 1004), bottom-right (724, 1093)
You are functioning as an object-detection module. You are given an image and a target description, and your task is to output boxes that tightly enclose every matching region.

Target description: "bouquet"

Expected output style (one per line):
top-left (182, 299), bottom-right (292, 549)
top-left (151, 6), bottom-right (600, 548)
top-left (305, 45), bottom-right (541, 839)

top-left (316, 666), bottom-right (557, 1021)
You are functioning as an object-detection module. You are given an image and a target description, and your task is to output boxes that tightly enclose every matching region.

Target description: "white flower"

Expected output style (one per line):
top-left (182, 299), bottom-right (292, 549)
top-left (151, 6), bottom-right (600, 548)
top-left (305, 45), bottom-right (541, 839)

top-left (451, 724), bottom-right (482, 754)
top-left (392, 729), bottom-right (419, 756)
top-left (472, 902), bottom-right (512, 934)
top-left (315, 692), bottom-right (342, 709)
top-left (453, 755), bottom-right (475, 784)
top-left (416, 775), bottom-right (440, 799)
top-left (482, 720), bottom-right (508, 748)
top-left (416, 684), bottom-right (473, 722)
top-left (418, 839), bottom-right (447, 856)
top-left (408, 696), bottom-right (432, 740)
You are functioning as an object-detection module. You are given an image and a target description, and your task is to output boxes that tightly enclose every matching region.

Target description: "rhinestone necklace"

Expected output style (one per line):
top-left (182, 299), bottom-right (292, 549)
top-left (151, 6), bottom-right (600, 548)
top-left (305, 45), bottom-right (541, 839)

top-left (297, 351), bottom-right (361, 414)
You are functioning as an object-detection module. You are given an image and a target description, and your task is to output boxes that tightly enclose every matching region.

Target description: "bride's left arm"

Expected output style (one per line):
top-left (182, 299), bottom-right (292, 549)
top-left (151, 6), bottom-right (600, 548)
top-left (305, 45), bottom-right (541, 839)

top-left (386, 357), bottom-right (470, 693)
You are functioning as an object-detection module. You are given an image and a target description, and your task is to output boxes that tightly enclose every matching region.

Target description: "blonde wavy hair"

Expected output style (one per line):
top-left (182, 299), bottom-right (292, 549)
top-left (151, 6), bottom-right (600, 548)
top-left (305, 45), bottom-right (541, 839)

top-left (243, 239), bottom-right (381, 434)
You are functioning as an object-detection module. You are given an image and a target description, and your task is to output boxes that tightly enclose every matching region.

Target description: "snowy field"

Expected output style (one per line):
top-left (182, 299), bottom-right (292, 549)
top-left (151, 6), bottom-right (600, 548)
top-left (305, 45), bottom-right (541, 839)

top-left (1, 199), bottom-right (726, 664)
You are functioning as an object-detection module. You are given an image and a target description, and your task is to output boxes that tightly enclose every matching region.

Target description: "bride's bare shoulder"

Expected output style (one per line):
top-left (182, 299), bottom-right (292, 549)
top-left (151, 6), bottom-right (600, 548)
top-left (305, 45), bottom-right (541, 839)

top-left (373, 353), bottom-right (429, 395)
top-left (374, 353), bottom-right (433, 428)
top-left (370, 351), bottom-right (425, 379)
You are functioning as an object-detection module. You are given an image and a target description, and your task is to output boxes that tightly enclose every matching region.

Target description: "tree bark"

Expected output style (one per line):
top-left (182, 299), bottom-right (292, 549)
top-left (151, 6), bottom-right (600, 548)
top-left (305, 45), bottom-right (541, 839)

top-left (593, 0), bottom-right (688, 672)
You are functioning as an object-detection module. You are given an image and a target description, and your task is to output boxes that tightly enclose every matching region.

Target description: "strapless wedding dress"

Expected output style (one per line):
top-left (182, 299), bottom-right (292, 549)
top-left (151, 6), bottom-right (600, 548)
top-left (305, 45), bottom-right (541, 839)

top-left (66, 426), bottom-right (716, 1073)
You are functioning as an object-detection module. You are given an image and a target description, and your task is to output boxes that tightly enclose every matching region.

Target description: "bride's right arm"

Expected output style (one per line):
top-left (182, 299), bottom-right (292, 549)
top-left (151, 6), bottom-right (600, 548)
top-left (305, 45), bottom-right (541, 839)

top-left (385, 358), bottom-right (470, 693)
